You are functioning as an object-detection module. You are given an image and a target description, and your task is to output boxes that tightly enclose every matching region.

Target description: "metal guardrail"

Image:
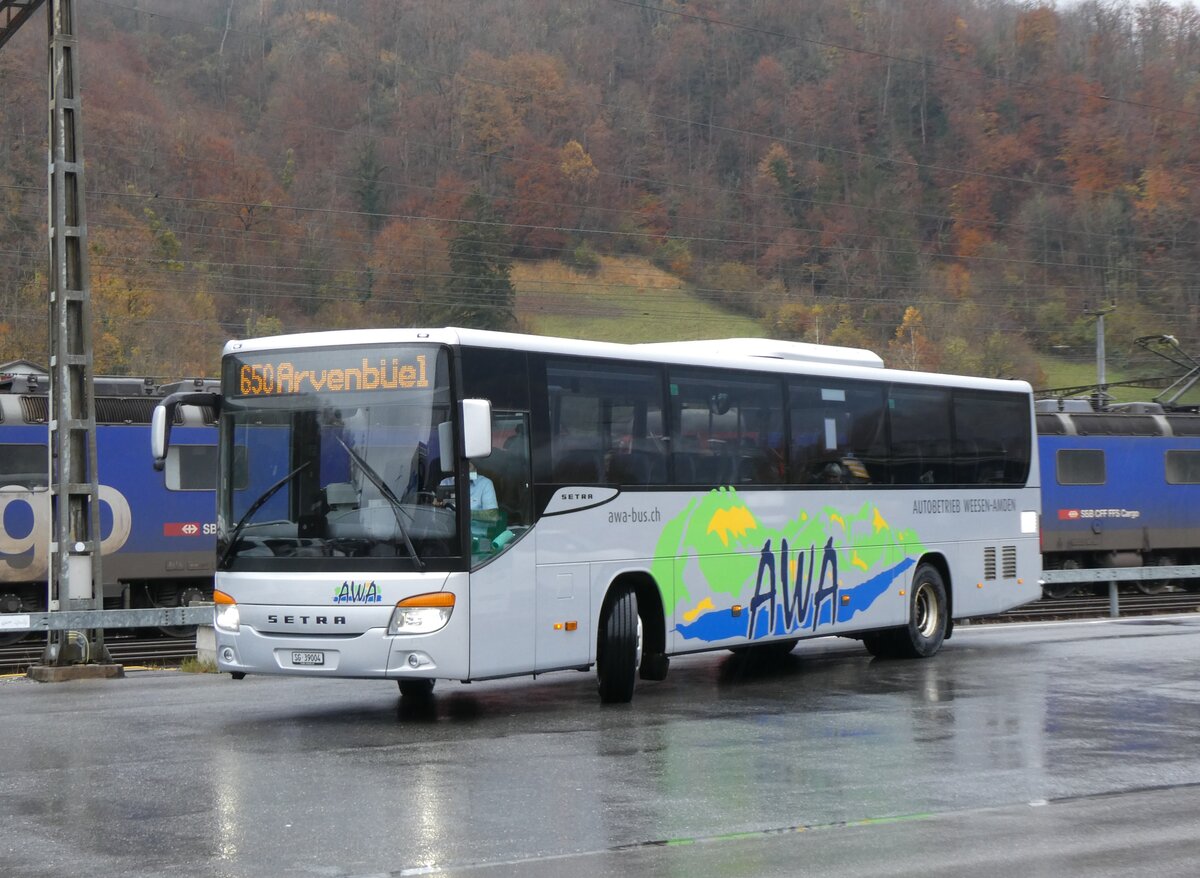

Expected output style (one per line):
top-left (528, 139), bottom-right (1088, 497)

top-left (1040, 565), bottom-right (1200, 584)
top-left (1040, 565), bottom-right (1200, 618)
top-left (0, 605), bottom-right (213, 633)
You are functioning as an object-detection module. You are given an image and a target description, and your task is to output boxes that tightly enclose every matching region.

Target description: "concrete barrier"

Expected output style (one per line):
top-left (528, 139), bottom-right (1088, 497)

top-left (195, 624), bottom-right (217, 665)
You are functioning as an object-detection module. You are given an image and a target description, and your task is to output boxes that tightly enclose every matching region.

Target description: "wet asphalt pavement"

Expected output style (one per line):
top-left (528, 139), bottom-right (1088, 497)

top-left (2, 616), bottom-right (1199, 877)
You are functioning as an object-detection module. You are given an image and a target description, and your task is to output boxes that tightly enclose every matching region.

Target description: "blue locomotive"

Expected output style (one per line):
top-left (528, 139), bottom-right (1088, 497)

top-left (1037, 399), bottom-right (1200, 596)
top-left (0, 363), bottom-right (219, 642)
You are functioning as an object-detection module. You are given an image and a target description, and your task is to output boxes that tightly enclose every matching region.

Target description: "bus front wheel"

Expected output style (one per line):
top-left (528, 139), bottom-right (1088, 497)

top-left (863, 564), bottom-right (948, 659)
top-left (597, 586), bottom-right (638, 704)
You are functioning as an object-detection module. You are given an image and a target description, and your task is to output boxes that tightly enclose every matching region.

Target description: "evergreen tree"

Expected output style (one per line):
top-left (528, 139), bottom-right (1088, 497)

top-left (354, 140), bottom-right (387, 234)
top-left (442, 189), bottom-right (516, 329)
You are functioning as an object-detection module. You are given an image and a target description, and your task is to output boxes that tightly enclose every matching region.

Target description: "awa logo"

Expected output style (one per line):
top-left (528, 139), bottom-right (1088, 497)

top-left (332, 580), bottom-right (383, 604)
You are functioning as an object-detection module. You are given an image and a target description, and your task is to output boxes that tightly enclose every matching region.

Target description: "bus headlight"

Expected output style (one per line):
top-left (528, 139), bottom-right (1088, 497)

top-left (214, 589), bottom-right (240, 633)
top-left (388, 592), bottom-right (455, 635)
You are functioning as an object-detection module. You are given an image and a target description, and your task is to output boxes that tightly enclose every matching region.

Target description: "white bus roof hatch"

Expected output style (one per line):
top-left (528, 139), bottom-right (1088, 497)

top-left (634, 338), bottom-right (885, 369)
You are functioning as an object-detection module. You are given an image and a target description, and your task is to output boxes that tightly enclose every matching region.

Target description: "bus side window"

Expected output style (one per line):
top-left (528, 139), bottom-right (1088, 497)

top-left (953, 391), bottom-right (1030, 485)
top-left (670, 370), bottom-right (783, 485)
top-left (788, 379), bottom-right (885, 485)
top-left (887, 387), bottom-right (952, 485)
top-left (545, 360), bottom-right (665, 486)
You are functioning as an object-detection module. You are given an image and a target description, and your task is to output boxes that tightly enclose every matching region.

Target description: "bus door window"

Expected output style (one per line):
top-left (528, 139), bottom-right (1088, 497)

top-left (476, 411), bottom-right (533, 531)
top-left (788, 379), bottom-right (885, 485)
top-left (669, 371), bottom-right (784, 486)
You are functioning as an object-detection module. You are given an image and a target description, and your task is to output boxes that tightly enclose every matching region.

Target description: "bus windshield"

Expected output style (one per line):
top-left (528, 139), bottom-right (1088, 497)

top-left (218, 345), bottom-right (460, 571)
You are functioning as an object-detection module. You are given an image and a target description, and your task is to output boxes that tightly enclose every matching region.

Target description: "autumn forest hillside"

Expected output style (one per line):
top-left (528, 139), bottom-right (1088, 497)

top-left (2, 0), bottom-right (1199, 387)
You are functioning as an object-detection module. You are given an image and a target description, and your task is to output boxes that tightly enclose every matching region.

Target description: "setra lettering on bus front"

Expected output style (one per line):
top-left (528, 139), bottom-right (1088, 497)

top-left (267, 615), bottom-right (347, 626)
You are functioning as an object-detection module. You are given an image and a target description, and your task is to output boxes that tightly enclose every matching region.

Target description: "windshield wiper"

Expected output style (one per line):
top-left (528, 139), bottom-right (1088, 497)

top-left (337, 437), bottom-right (424, 571)
top-left (218, 461), bottom-right (310, 569)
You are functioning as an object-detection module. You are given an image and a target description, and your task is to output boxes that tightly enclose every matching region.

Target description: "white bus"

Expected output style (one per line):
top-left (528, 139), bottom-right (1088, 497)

top-left (152, 329), bottom-right (1041, 703)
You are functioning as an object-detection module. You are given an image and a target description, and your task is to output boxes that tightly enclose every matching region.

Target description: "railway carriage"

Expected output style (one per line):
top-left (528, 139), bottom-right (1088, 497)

top-left (0, 367), bottom-right (219, 642)
top-left (1037, 400), bottom-right (1200, 596)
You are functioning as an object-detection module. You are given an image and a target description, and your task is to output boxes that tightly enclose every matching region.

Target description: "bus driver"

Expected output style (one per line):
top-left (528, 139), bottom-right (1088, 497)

top-left (436, 462), bottom-right (499, 534)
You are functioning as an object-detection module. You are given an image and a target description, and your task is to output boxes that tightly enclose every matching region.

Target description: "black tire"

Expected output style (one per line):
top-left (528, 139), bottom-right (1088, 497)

top-left (895, 564), bottom-right (948, 658)
top-left (398, 678), bottom-right (435, 698)
top-left (597, 586), bottom-right (638, 704)
top-left (863, 564), bottom-right (948, 660)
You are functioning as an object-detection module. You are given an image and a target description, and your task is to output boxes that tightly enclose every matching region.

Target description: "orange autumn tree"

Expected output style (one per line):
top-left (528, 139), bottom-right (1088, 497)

top-left (888, 306), bottom-right (940, 372)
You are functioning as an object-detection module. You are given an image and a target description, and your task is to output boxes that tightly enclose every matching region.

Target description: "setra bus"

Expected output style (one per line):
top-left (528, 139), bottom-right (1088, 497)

top-left (151, 328), bottom-right (1041, 703)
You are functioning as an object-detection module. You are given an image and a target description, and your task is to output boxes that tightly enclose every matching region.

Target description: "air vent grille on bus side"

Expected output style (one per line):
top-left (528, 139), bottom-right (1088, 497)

top-left (983, 547), bottom-right (997, 581)
top-left (1002, 545), bottom-right (1018, 579)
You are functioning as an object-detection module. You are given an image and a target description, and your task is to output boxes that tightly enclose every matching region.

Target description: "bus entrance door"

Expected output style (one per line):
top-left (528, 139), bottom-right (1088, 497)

top-left (468, 539), bottom-right (536, 677)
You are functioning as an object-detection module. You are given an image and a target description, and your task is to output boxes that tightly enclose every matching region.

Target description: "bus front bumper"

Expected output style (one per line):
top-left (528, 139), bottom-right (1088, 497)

top-left (214, 626), bottom-right (469, 681)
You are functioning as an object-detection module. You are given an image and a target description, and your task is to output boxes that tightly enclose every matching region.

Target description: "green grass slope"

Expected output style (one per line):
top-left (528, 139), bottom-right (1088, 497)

top-left (512, 256), bottom-right (765, 343)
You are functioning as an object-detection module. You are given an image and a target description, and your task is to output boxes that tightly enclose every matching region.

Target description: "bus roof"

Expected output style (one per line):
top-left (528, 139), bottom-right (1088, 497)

top-left (223, 327), bottom-right (1031, 394)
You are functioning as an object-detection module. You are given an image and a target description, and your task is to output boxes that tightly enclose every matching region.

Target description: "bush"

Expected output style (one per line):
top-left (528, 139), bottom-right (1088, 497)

top-left (566, 242), bottom-right (602, 275)
top-left (651, 238), bottom-right (693, 279)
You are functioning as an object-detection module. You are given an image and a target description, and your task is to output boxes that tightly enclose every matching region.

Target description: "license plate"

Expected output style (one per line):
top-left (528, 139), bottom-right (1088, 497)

top-left (291, 651), bottom-right (325, 666)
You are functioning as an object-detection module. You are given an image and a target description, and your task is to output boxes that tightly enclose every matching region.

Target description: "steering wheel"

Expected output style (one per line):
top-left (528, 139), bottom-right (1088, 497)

top-left (417, 490), bottom-right (454, 511)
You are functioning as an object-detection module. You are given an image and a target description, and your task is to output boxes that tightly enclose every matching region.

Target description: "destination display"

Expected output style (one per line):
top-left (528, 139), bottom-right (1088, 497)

top-left (228, 348), bottom-right (439, 398)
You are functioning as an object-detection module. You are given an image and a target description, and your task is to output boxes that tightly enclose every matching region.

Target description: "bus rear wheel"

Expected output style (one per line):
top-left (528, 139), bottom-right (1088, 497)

top-left (864, 564), bottom-right (947, 660)
top-left (597, 586), bottom-right (638, 704)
